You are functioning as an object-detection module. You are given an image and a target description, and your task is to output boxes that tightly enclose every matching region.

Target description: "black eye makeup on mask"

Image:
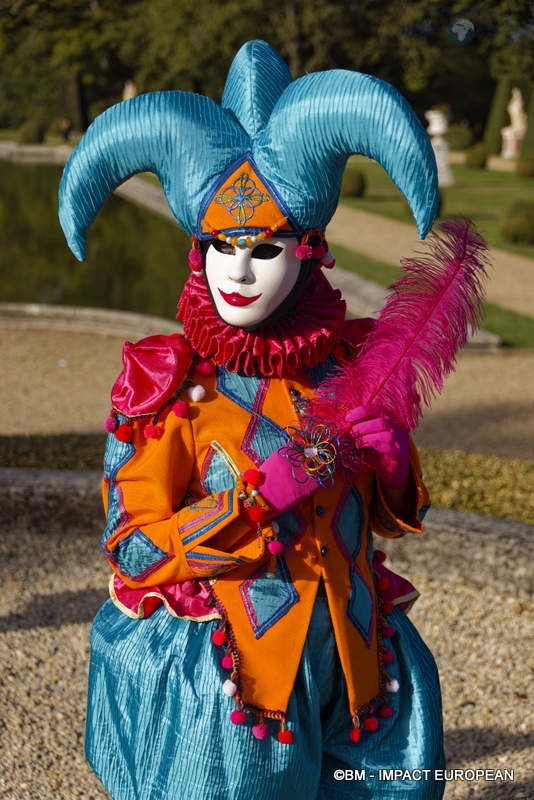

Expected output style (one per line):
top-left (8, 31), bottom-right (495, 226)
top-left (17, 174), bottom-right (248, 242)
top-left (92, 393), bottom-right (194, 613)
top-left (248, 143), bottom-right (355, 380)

top-left (251, 244), bottom-right (283, 259)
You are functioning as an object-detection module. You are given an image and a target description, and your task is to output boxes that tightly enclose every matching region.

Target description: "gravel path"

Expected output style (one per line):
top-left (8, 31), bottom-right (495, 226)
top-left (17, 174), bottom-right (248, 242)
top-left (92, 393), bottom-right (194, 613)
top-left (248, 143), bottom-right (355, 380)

top-left (1, 504), bottom-right (532, 800)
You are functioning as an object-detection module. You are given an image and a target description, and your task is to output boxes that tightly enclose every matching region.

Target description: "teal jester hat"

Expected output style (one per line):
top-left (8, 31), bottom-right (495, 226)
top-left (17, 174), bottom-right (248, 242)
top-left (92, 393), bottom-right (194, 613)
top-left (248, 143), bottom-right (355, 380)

top-left (59, 39), bottom-right (438, 259)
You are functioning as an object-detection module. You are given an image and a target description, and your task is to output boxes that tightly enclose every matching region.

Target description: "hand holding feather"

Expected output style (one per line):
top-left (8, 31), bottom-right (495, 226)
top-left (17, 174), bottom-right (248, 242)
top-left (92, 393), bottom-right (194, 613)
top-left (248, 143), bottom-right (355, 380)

top-left (311, 218), bottom-right (490, 477)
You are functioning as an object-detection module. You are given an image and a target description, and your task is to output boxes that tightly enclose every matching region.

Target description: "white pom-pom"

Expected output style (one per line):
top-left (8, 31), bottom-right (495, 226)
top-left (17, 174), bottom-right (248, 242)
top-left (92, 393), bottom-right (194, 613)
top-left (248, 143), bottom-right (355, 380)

top-left (386, 678), bottom-right (400, 693)
top-left (188, 384), bottom-right (206, 402)
top-left (222, 679), bottom-right (237, 697)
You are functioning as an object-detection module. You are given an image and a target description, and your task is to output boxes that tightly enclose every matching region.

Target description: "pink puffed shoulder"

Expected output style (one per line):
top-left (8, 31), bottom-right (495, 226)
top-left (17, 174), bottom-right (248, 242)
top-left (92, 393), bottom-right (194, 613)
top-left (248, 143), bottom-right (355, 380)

top-left (111, 334), bottom-right (192, 417)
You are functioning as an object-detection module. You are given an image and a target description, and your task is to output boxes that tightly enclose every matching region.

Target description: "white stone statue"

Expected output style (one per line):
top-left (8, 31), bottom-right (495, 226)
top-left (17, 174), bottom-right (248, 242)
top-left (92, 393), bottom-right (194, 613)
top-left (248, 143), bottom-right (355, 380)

top-left (501, 87), bottom-right (527, 159)
top-left (122, 81), bottom-right (138, 102)
top-left (425, 109), bottom-right (454, 187)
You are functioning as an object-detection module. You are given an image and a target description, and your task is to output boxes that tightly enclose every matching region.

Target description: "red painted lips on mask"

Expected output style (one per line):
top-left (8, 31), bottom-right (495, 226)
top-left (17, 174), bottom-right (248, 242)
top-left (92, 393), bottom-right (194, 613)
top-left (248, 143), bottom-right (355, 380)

top-left (219, 290), bottom-right (262, 307)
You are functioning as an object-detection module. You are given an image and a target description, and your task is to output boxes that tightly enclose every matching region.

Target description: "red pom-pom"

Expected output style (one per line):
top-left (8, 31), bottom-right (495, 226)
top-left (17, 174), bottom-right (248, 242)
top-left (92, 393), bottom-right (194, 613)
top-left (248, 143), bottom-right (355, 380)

top-left (312, 243), bottom-right (326, 259)
top-left (377, 576), bottom-right (391, 592)
top-left (382, 624), bottom-right (396, 638)
top-left (265, 227), bottom-right (274, 237)
top-left (363, 716), bottom-right (379, 732)
top-left (212, 629), bottom-right (227, 646)
top-left (211, 229), bottom-right (220, 237)
top-left (188, 248), bottom-right (203, 272)
top-left (221, 654), bottom-right (233, 670)
top-left (381, 600), bottom-right (394, 614)
top-left (172, 400), bottom-right (189, 419)
top-left (195, 360), bottom-right (213, 377)
top-left (278, 729), bottom-right (293, 744)
top-left (382, 650), bottom-right (395, 664)
top-left (246, 506), bottom-right (267, 523)
top-left (104, 414), bottom-right (117, 433)
top-left (243, 469), bottom-right (264, 487)
top-left (144, 424), bottom-right (163, 440)
top-left (373, 549), bottom-right (387, 564)
top-left (296, 244), bottom-right (313, 260)
top-left (230, 709), bottom-right (247, 725)
top-left (379, 706), bottom-right (394, 719)
top-left (268, 540), bottom-right (284, 556)
top-left (114, 424), bottom-right (132, 443)
top-left (349, 727), bottom-right (361, 743)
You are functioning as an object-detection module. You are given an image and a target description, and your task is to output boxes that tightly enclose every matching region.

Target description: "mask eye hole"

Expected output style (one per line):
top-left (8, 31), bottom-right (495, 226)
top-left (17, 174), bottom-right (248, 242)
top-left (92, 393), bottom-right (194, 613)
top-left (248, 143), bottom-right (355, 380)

top-left (212, 239), bottom-right (236, 255)
top-left (252, 244), bottom-right (283, 260)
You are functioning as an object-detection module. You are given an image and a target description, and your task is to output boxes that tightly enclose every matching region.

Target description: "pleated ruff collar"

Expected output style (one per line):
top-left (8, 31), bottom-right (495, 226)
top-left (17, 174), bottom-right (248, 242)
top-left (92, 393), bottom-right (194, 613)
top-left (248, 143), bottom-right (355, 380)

top-left (177, 270), bottom-right (347, 378)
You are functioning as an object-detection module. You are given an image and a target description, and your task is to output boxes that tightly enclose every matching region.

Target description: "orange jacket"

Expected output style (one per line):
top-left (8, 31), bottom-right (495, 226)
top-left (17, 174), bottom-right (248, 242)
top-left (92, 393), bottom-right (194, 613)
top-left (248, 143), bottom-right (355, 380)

top-left (102, 334), bottom-right (429, 725)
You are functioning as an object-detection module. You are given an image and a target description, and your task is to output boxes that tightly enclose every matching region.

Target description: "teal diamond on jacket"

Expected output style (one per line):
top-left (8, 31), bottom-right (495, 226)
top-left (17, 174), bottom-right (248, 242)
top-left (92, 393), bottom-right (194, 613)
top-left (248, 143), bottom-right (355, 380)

top-left (332, 486), bottom-right (363, 563)
top-left (111, 529), bottom-right (171, 581)
top-left (347, 567), bottom-right (375, 646)
top-left (200, 446), bottom-right (236, 495)
top-left (240, 557), bottom-right (299, 639)
top-left (216, 368), bottom-right (287, 465)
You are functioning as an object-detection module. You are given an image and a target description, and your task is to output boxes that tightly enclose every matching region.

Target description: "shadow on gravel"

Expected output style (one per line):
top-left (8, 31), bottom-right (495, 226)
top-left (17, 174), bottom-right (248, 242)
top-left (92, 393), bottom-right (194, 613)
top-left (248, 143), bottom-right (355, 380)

top-left (446, 726), bottom-right (534, 761)
top-left (0, 587), bottom-right (107, 632)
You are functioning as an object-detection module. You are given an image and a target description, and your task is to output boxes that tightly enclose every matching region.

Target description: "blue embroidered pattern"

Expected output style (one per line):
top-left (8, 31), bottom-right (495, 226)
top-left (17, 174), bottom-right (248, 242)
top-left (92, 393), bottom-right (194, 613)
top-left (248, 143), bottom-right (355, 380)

top-left (200, 446), bottom-right (236, 495)
top-left (101, 429), bottom-right (135, 550)
top-left (332, 486), bottom-right (363, 564)
top-left (110, 529), bottom-right (172, 581)
top-left (216, 368), bottom-right (287, 465)
top-left (180, 493), bottom-right (235, 546)
top-left (214, 172), bottom-right (270, 225)
top-left (240, 557), bottom-right (299, 639)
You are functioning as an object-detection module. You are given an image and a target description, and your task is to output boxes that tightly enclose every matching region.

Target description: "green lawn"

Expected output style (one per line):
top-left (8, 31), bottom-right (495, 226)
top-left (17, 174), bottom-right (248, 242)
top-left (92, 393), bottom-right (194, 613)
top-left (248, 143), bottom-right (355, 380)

top-left (343, 156), bottom-right (534, 259)
top-left (333, 242), bottom-right (534, 349)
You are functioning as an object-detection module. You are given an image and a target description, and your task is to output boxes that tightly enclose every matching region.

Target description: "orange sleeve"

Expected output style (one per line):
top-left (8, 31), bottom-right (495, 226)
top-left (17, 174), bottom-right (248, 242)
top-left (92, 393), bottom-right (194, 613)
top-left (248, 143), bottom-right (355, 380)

top-left (370, 438), bottom-right (431, 539)
top-left (101, 415), bottom-right (264, 588)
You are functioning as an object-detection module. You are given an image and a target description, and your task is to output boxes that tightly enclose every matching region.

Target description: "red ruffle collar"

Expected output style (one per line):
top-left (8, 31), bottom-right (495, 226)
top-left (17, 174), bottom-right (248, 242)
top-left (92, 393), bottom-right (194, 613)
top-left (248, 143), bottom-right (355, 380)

top-left (177, 270), bottom-right (346, 378)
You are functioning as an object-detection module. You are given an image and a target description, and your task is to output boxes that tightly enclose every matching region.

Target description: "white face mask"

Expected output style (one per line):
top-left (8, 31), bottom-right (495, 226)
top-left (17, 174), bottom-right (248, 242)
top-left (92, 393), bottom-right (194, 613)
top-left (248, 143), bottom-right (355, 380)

top-left (204, 236), bottom-right (302, 328)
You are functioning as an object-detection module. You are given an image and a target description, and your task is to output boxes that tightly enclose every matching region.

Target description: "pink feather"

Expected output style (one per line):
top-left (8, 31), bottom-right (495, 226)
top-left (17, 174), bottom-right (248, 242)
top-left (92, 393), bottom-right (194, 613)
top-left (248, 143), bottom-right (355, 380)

top-left (311, 218), bottom-right (490, 438)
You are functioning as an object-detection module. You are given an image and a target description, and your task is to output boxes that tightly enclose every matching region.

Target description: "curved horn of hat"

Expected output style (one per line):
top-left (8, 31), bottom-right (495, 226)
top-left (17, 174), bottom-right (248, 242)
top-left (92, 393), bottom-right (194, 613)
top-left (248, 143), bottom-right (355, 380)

top-left (59, 91), bottom-right (248, 260)
top-left (222, 39), bottom-right (292, 138)
top-left (254, 70), bottom-right (438, 238)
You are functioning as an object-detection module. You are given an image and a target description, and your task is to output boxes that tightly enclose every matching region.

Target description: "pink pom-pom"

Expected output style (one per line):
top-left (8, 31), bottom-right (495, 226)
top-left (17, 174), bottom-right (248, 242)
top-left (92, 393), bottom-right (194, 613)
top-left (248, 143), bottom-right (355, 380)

top-left (252, 723), bottom-right (269, 740)
top-left (373, 549), bottom-right (387, 564)
top-left (172, 400), bottom-right (189, 418)
top-left (379, 705), bottom-right (394, 719)
top-left (195, 360), bottom-right (213, 377)
top-left (296, 244), bottom-right (313, 260)
top-left (104, 414), bottom-right (117, 433)
top-left (349, 727), bottom-right (361, 743)
top-left (144, 424), bottom-right (163, 440)
top-left (268, 540), bottom-right (284, 556)
top-left (312, 243), bottom-right (326, 260)
top-left (221, 654), bottom-right (233, 670)
top-left (230, 709), bottom-right (247, 725)
top-left (188, 248), bottom-right (203, 272)
top-left (382, 624), bottom-right (396, 638)
top-left (382, 649), bottom-right (395, 664)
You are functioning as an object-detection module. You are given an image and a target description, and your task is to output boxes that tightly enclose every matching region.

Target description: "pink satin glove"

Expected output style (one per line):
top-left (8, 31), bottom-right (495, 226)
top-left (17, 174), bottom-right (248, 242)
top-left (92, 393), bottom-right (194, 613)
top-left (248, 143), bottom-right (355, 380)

top-left (345, 405), bottom-right (410, 490)
top-left (259, 450), bottom-right (318, 517)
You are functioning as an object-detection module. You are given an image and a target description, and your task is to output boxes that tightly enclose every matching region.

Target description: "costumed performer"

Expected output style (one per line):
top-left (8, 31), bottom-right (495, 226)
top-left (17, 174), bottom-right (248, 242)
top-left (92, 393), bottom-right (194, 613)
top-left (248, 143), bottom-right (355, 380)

top-left (59, 39), bottom-right (447, 800)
